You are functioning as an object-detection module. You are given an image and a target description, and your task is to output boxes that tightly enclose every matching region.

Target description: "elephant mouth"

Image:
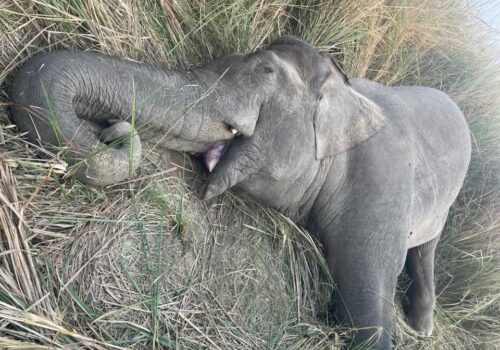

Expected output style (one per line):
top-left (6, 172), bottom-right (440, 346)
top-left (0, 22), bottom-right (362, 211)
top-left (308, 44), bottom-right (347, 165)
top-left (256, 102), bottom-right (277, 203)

top-left (202, 139), bottom-right (232, 172)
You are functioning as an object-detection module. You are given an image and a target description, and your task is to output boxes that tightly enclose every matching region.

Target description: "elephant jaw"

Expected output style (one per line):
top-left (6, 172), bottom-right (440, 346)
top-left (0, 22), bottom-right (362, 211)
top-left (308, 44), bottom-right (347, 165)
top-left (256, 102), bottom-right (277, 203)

top-left (202, 126), bottom-right (241, 171)
top-left (202, 137), bottom-right (263, 200)
top-left (202, 139), bottom-right (231, 172)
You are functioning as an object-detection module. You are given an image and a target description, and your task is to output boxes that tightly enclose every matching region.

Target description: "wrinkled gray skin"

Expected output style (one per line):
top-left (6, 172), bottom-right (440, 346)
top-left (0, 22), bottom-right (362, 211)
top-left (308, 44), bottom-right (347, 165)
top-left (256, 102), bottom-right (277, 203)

top-left (8, 50), bottom-right (258, 186)
top-left (203, 37), bottom-right (471, 348)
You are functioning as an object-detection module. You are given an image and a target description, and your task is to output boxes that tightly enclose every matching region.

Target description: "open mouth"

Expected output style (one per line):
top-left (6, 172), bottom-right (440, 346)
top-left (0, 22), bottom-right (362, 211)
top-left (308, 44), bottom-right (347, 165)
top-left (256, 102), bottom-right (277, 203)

top-left (201, 125), bottom-right (240, 172)
top-left (202, 139), bottom-right (231, 172)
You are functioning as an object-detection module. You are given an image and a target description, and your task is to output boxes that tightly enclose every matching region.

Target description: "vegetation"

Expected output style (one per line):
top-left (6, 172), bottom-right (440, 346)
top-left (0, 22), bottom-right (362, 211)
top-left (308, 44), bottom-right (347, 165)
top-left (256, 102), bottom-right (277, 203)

top-left (0, 0), bottom-right (499, 349)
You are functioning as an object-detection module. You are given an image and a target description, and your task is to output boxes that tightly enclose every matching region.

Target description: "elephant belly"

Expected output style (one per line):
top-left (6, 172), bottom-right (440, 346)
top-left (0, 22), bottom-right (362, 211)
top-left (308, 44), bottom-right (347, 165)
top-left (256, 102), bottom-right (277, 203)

top-left (408, 162), bottom-right (451, 247)
top-left (408, 204), bottom-right (449, 248)
top-left (407, 122), bottom-right (470, 248)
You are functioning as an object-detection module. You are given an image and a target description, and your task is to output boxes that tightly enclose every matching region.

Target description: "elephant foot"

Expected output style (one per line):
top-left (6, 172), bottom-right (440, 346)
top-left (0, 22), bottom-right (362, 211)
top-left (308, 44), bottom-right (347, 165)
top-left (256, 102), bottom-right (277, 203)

top-left (406, 307), bottom-right (434, 337)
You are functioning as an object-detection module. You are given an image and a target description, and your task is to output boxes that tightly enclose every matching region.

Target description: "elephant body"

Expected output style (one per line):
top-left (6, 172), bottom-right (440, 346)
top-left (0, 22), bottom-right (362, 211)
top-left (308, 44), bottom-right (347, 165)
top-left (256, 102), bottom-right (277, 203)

top-left (310, 77), bottom-right (470, 249)
top-left (7, 37), bottom-right (471, 348)
top-left (307, 78), bottom-right (470, 345)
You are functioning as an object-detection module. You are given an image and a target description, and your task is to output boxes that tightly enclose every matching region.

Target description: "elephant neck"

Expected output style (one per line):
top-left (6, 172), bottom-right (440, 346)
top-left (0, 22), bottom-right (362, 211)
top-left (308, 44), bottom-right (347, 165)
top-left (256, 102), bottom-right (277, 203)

top-left (304, 153), bottom-right (349, 241)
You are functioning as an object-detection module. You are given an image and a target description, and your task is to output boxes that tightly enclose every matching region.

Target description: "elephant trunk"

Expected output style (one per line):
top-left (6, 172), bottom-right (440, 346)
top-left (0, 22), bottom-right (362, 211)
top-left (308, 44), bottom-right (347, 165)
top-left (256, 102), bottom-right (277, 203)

top-left (61, 50), bottom-right (235, 151)
top-left (8, 50), bottom-right (242, 186)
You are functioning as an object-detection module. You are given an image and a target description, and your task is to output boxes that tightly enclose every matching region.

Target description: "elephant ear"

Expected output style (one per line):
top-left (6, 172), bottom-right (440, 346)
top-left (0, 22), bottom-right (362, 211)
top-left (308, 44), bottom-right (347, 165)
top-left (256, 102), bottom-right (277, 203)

top-left (313, 54), bottom-right (386, 159)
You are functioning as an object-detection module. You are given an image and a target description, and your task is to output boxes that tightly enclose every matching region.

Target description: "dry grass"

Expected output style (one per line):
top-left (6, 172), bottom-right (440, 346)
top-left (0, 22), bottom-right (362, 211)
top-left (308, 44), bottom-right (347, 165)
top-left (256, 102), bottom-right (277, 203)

top-left (1, 0), bottom-right (499, 349)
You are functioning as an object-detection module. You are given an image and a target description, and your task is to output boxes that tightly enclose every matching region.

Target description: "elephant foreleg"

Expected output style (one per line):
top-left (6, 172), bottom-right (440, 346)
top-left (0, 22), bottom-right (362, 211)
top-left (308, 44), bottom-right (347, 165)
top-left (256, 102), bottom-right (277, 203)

top-left (327, 249), bottom-right (401, 349)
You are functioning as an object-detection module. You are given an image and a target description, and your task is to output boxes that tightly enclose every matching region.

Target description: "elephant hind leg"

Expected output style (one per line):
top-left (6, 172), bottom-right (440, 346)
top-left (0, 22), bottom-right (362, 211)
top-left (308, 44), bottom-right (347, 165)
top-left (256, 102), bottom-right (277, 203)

top-left (405, 234), bottom-right (440, 337)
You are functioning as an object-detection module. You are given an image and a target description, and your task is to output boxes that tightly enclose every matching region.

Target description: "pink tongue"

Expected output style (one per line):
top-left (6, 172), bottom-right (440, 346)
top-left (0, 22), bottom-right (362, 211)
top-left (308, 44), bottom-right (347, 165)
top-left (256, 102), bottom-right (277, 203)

top-left (203, 140), bottom-right (230, 172)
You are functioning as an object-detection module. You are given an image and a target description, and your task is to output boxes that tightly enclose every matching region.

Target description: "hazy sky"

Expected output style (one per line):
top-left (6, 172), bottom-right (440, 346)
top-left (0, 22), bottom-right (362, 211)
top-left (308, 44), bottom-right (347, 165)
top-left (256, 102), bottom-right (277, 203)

top-left (472, 0), bottom-right (500, 28)
top-left (471, 0), bottom-right (500, 48)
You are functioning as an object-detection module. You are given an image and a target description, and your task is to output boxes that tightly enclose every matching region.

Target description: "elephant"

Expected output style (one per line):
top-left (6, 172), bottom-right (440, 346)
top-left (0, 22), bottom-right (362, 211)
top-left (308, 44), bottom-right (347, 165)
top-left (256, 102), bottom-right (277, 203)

top-left (7, 36), bottom-right (471, 348)
top-left (7, 49), bottom-right (258, 186)
top-left (200, 36), bottom-right (471, 348)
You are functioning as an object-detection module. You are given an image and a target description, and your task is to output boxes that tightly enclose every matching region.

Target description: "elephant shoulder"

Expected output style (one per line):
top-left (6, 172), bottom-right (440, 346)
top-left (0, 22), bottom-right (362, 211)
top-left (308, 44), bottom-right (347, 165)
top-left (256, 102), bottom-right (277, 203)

top-left (347, 123), bottom-right (415, 202)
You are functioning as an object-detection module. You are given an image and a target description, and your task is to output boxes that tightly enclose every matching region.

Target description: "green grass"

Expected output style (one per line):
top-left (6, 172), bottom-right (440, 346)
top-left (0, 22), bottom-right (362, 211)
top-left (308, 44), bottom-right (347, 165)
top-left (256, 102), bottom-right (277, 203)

top-left (1, 0), bottom-right (499, 349)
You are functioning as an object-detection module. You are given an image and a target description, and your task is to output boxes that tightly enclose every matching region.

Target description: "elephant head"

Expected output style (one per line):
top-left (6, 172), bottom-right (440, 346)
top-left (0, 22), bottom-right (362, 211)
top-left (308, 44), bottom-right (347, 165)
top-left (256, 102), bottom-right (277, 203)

top-left (203, 36), bottom-right (385, 216)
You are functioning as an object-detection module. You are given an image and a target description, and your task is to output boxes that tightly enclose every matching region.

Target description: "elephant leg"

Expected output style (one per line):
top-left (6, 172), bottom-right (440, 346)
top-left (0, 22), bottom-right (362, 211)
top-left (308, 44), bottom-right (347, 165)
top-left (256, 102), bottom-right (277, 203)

top-left (405, 235), bottom-right (440, 336)
top-left (328, 251), bottom-right (401, 349)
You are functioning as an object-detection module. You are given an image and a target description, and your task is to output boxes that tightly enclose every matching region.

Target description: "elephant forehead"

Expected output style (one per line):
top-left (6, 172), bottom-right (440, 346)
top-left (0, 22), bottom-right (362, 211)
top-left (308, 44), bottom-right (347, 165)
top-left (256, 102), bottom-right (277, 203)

top-left (271, 51), bottom-right (306, 88)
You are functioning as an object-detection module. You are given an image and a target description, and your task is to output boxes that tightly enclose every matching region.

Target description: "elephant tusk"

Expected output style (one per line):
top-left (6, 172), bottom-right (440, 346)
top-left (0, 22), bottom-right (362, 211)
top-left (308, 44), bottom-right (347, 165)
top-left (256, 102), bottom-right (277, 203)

top-left (230, 128), bottom-right (238, 135)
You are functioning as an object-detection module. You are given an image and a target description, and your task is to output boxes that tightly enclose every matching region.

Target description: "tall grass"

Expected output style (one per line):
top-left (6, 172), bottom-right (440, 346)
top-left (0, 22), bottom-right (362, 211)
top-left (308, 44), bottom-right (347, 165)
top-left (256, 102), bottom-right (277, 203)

top-left (1, 0), bottom-right (499, 349)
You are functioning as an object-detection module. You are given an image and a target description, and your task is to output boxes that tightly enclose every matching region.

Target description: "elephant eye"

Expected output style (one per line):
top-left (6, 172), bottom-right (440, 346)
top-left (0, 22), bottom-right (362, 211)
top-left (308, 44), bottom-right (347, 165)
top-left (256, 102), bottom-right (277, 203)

top-left (263, 66), bottom-right (274, 73)
top-left (255, 62), bottom-right (275, 74)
